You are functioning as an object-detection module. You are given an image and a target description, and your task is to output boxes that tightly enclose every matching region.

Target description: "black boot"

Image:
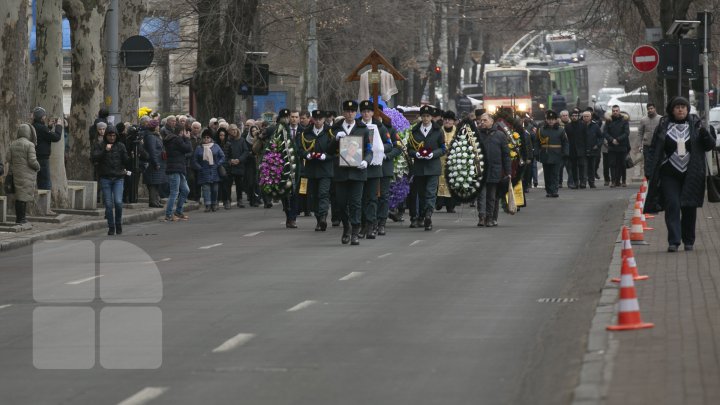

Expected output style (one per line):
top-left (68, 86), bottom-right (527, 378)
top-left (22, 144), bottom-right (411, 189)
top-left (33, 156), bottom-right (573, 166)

top-left (424, 216), bottom-right (433, 231)
top-left (409, 217), bottom-right (417, 228)
top-left (15, 201), bottom-right (27, 224)
top-left (108, 227), bottom-right (115, 236)
top-left (350, 225), bottom-right (360, 245)
top-left (358, 222), bottom-right (367, 239)
top-left (366, 222), bottom-right (377, 239)
top-left (341, 222), bottom-right (351, 244)
top-left (314, 217), bottom-right (322, 232)
top-left (319, 215), bottom-right (328, 231)
top-left (115, 224), bottom-right (122, 235)
top-left (377, 219), bottom-right (386, 236)
top-left (477, 215), bottom-right (486, 227)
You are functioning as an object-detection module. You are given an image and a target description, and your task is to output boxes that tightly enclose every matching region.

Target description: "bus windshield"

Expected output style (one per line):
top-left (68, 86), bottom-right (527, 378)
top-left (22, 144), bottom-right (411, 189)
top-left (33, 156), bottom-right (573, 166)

top-left (485, 71), bottom-right (528, 97)
top-left (549, 40), bottom-right (577, 54)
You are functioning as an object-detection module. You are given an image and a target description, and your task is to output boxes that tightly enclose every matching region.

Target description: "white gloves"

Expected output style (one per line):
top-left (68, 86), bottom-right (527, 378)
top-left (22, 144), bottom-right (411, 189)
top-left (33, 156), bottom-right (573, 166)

top-left (415, 152), bottom-right (422, 159)
top-left (320, 153), bottom-right (326, 161)
top-left (415, 152), bottom-right (433, 159)
top-left (336, 131), bottom-right (347, 139)
top-left (358, 161), bottom-right (368, 169)
top-left (427, 152), bottom-right (433, 159)
top-left (306, 153), bottom-right (312, 160)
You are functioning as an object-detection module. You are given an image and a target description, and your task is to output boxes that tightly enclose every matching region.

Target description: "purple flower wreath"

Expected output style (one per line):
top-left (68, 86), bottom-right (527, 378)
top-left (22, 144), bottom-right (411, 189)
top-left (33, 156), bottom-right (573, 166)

top-left (388, 174), bottom-right (411, 209)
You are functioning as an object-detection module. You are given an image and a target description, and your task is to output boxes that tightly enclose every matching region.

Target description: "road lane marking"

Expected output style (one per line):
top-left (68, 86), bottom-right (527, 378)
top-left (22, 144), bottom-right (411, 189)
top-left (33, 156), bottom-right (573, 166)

top-left (377, 253), bottom-right (392, 259)
top-left (212, 333), bottom-right (255, 353)
top-left (339, 272), bottom-right (364, 281)
top-left (435, 229), bottom-right (447, 233)
top-left (65, 275), bottom-right (103, 285)
top-left (199, 243), bottom-right (223, 250)
top-left (117, 387), bottom-right (169, 405)
top-left (409, 240), bottom-right (423, 246)
top-left (244, 231), bottom-right (264, 237)
top-left (287, 300), bottom-right (317, 312)
top-left (143, 258), bottom-right (171, 264)
top-left (0, 304), bottom-right (12, 310)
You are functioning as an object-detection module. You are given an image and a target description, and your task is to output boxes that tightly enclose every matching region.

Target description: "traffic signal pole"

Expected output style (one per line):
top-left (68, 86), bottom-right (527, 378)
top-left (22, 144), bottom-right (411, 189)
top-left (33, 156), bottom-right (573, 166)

top-left (702, 11), bottom-right (710, 123)
top-left (104, 0), bottom-right (119, 124)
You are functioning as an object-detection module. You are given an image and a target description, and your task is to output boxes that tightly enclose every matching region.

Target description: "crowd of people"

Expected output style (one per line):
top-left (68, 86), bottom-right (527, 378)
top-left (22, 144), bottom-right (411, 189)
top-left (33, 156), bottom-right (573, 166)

top-left (2, 96), bottom-right (718, 251)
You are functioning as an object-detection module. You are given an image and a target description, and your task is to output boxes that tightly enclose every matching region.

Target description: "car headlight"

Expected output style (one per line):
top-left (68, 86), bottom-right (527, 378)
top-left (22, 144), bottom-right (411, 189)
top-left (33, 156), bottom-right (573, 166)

top-left (539, 103), bottom-right (545, 109)
top-left (517, 103), bottom-right (527, 111)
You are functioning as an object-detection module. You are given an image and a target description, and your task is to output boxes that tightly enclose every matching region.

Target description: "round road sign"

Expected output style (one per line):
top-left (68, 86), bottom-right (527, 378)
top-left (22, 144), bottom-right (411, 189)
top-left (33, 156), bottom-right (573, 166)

top-left (632, 45), bottom-right (659, 73)
top-left (120, 35), bottom-right (154, 72)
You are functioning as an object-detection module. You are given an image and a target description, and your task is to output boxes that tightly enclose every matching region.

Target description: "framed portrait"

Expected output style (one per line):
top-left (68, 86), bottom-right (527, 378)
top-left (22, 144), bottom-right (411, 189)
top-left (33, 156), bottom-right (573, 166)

top-left (339, 135), bottom-right (364, 167)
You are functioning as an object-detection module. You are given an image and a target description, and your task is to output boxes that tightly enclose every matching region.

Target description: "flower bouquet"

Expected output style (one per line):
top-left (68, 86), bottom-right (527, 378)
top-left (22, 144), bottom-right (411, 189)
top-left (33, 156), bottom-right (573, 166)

top-left (444, 125), bottom-right (484, 202)
top-left (260, 127), bottom-right (296, 197)
top-left (385, 108), bottom-right (412, 208)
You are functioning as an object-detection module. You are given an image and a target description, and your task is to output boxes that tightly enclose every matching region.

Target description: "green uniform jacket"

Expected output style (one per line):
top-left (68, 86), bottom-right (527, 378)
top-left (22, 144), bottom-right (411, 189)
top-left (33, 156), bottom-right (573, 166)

top-left (331, 119), bottom-right (372, 182)
top-left (382, 126), bottom-right (403, 177)
top-left (298, 124), bottom-right (334, 179)
top-left (407, 122), bottom-right (446, 176)
top-left (537, 124), bottom-right (569, 165)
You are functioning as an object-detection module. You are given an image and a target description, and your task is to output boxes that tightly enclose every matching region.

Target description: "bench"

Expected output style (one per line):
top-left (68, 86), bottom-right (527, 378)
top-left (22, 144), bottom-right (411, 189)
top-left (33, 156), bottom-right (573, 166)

top-left (67, 185), bottom-right (86, 209)
top-left (68, 180), bottom-right (97, 209)
top-left (0, 196), bottom-right (6, 223)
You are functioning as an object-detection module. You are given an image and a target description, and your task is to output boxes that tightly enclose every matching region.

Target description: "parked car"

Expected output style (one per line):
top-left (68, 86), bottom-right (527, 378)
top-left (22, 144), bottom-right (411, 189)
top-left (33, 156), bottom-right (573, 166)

top-left (606, 91), bottom-right (649, 121)
top-left (592, 87), bottom-right (625, 117)
top-left (709, 106), bottom-right (720, 133)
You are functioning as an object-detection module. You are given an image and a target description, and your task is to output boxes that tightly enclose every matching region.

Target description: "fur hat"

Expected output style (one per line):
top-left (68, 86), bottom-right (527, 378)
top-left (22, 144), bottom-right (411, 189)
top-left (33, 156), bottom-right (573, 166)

top-left (32, 107), bottom-right (47, 122)
top-left (666, 96), bottom-right (690, 116)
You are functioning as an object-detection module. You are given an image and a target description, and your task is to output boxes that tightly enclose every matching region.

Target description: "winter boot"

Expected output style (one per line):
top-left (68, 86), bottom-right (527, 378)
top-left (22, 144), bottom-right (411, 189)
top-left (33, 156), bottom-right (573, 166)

top-left (15, 201), bottom-right (27, 224)
top-left (358, 222), bottom-right (368, 239)
top-left (366, 222), bottom-right (377, 239)
top-left (319, 215), bottom-right (328, 231)
top-left (377, 219), bottom-right (386, 236)
top-left (115, 224), bottom-right (123, 235)
top-left (477, 214), bottom-right (485, 227)
top-left (315, 216), bottom-right (323, 232)
top-left (350, 224), bottom-right (361, 245)
top-left (341, 222), bottom-right (351, 245)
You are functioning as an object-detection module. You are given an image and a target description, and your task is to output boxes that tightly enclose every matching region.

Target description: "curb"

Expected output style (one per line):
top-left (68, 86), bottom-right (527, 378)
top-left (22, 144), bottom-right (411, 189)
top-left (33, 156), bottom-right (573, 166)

top-left (0, 203), bottom-right (198, 253)
top-left (572, 198), bottom-right (635, 404)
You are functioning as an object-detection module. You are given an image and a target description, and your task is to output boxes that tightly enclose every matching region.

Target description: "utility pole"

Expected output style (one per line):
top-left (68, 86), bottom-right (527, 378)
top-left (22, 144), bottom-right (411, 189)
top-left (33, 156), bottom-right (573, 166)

top-left (702, 11), bottom-right (710, 123)
top-left (306, 0), bottom-right (318, 111)
top-left (104, 0), bottom-right (119, 125)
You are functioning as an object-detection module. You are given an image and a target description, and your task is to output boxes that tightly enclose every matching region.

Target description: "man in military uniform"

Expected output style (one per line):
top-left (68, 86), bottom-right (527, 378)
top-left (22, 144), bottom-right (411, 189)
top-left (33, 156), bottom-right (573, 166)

top-left (375, 104), bottom-right (402, 236)
top-left (537, 110), bottom-right (569, 197)
top-left (358, 100), bottom-right (388, 239)
top-left (264, 108), bottom-right (299, 227)
top-left (332, 101), bottom-right (372, 245)
top-left (407, 105), bottom-right (446, 230)
top-left (299, 110), bottom-right (334, 231)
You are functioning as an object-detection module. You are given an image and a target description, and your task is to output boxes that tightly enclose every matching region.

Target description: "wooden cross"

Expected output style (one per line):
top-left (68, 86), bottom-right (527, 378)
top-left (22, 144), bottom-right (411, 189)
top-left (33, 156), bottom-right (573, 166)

top-left (346, 49), bottom-right (406, 125)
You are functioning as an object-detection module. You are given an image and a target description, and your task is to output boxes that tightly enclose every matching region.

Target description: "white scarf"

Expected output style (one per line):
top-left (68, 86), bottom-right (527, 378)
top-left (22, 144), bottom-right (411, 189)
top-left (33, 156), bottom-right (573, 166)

top-left (366, 122), bottom-right (385, 166)
top-left (202, 143), bottom-right (215, 165)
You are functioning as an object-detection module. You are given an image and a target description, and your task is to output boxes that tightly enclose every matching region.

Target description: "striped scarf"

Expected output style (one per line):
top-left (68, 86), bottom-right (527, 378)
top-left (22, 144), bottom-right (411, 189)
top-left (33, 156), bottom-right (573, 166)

top-left (666, 123), bottom-right (690, 173)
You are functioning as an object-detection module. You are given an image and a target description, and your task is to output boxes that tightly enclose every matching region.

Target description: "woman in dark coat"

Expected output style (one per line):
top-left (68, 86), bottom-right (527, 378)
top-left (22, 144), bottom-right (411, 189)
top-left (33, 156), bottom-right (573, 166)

top-left (193, 129), bottom-right (225, 212)
top-left (243, 125), bottom-right (262, 207)
top-left (644, 97), bottom-right (717, 252)
top-left (142, 120), bottom-right (167, 207)
top-left (216, 127), bottom-right (233, 209)
top-left (91, 126), bottom-right (130, 235)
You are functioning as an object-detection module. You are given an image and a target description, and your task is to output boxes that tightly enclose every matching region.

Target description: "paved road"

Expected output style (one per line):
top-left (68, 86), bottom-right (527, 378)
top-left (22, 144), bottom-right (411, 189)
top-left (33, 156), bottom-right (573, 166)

top-left (0, 186), bottom-right (632, 405)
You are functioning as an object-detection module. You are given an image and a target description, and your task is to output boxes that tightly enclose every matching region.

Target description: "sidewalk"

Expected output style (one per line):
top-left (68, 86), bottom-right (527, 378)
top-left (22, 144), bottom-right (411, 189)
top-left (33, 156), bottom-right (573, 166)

top-left (0, 202), bottom-right (198, 252)
top-left (575, 197), bottom-right (720, 404)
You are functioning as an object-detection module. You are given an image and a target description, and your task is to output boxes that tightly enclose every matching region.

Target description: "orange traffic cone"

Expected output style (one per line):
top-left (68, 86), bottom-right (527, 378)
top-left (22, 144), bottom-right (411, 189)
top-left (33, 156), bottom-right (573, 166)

top-left (607, 256), bottom-right (654, 331)
top-left (630, 203), bottom-right (649, 245)
top-left (641, 179), bottom-right (655, 219)
top-left (634, 196), bottom-right (655, 231)
top-left (612, 227), bottom-right (649, 282)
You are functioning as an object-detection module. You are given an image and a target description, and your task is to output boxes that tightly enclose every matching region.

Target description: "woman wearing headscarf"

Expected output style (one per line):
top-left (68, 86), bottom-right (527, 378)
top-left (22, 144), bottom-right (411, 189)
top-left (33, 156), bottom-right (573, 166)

top-left (644, 97), bottom-right (717, 252)
top-left (193, 128), bottom-right (225, 212)
top-left (216, 127), bottom-right (233, 209)
top-left (243, 125), bottom-right (262, 207)
top-left (7, 124), bottom-right (41, 224)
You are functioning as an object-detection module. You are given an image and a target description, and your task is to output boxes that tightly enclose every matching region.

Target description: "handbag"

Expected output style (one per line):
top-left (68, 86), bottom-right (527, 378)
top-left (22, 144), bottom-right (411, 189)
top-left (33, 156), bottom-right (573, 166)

top-left (625, 154), bottom-right (635, 169)
top-left (4, 172), bottom-right (15, 194)
top-left (707, 150), bottom-right (720, 203)
top-left (506, 182), bottom-right (517, 215)
top-left (217, 165), bottom-right (227, 178)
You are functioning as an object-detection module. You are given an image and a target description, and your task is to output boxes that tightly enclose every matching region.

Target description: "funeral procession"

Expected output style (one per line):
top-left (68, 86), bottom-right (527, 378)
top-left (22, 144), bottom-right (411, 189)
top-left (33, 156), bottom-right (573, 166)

top-left (3, 0), bottom-right (720, 404)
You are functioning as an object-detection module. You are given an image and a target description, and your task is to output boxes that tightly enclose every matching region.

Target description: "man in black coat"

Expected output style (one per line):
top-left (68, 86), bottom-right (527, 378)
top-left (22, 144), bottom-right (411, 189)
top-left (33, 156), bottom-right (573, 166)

top-left (476, 113), bottom-right (511, 227)
top-left (31, 107), bottom-right (62, 190)
top-left (163, 124), bottom-right (193, 221)
top-left (565, 108), bottom-right (585, 188)
top-left (228, 126), bottom-right (250, 208)
top-left (580, 110), bottom-right (603, 188)
top-left (407, 105), bottom-right (446, 231)
top-left (603, 105), bottom-right (630, 187)
top-left (537, 110), bottom-right (569, 198)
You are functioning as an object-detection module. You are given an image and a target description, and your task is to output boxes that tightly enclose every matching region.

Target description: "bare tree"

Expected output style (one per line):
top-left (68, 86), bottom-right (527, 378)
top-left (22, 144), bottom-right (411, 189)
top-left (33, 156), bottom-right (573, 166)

top-left (35, 0), bottom-right (69, 207)
top-left (0, 0), bottom-right (30, 167)
top-left (63, 0), bottom-right (108, 180)
top-left (118, 0), bottom-right (147, 123)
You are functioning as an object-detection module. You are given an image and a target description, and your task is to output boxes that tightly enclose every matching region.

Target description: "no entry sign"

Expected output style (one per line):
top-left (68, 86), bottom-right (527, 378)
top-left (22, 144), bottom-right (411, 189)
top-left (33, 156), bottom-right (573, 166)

top-left (632, 45), bottom-right (659, 73)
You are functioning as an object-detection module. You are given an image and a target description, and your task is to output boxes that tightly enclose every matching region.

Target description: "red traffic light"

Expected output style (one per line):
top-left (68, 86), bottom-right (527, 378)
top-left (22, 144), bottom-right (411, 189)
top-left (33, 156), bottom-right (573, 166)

top-left (434, 66), bottom-right (441, 73)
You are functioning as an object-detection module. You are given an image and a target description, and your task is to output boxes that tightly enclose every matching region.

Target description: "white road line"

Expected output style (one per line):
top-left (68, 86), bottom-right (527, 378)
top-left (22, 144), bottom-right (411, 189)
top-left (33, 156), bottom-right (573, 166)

top-left (435, 229), bottom-right (447, 233)
top-left (287, 300), bottom-right (317, 312)
top-left (65, 275), bottom-right (103, 285)
top-left (244, 231), bottom-right (264, 237)
top-left (117, 387), bottom-right (169, 405)
top-left (377, 253), bottom-right (392, 259)
top-left (212, 333), bottom-right (255, 353)
top-left (143, 258), bottom-right (171, 264)
top-left (199, 243), bottom-right (223, 250)
top-left (409, 240), bottom-right (423, 246)
top-left (339, 272), bottom-right (364, 281)
top-left (0, 304), bottom-right (12, 310)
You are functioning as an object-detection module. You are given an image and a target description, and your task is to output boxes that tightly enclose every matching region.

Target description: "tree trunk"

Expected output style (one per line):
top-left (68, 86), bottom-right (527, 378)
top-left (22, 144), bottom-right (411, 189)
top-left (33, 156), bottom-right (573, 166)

top-left (0, 0), bottom-right (30, 169)
top-left (63, 0), bottom-right (108, 181)
top-left (118, 0), bottom-right (145, 123)
top-left (35, 0), bottom-right (70, 208)
top-left (448, 1), bottom-right (471, 103)
top-left (427, 2), bottom-right (442, 105)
